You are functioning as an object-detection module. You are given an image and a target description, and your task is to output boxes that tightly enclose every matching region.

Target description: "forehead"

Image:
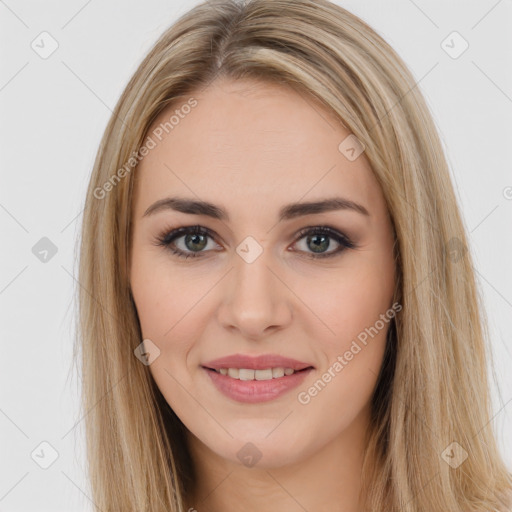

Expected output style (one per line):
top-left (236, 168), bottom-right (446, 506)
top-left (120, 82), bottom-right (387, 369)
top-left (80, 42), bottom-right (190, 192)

top-left (133, 78), bottom-right (384, 219)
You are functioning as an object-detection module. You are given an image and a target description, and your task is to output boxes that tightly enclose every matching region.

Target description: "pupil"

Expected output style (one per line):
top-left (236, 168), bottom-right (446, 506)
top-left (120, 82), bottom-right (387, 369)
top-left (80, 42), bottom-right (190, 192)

top-left (309, 234), bottom-right (329, 253)
top-left (186, 233), bottom-right (207, 251)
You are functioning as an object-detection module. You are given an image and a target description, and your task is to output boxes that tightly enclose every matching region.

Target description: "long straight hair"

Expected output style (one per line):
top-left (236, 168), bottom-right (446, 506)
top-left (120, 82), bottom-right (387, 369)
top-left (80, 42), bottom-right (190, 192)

top-left (75, 0), bottom-right (512, 510)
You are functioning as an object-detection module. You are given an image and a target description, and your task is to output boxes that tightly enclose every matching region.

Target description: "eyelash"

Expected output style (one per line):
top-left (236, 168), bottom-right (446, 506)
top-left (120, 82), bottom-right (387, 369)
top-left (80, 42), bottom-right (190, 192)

top-left (153, 224), bottom-right (356, 260)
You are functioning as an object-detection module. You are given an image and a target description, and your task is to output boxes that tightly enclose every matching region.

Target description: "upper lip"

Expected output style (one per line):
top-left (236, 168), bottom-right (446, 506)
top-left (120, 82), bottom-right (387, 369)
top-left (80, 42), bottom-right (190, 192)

top-left (202, 353), bottom-right (314, 371)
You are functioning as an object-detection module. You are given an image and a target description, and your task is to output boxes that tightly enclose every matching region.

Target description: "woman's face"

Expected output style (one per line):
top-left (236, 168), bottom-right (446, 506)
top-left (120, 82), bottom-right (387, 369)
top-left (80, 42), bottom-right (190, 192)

top-left (129, 78), bottom-right (396, 469)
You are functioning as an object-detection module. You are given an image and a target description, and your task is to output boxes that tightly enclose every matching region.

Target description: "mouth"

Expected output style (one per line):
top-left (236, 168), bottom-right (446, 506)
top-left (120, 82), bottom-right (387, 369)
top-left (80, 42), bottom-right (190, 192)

top-left (201, 364), bottom-right (315, 403)
top-left (202, 366), bottom-right (314, 381)
top-left (200, 353), bottom-right (315, 403)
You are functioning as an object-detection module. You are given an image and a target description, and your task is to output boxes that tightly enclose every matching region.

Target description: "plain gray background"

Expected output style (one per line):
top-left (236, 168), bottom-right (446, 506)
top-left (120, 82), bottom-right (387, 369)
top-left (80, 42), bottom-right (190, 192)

top-left (1, 0), bottom-right (511, 510)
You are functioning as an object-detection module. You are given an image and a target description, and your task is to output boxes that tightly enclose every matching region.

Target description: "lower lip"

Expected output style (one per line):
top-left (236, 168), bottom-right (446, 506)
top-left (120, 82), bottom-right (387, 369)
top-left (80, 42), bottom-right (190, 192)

top-left (202, 367), bottom-right (314, 403)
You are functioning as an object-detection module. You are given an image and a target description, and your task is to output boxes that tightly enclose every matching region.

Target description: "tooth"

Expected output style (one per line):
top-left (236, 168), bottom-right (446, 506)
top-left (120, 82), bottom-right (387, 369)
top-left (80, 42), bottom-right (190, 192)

top-left (239, 369), bottom-right (255, 380)
top-left (218, 367), bottom-right (299, 380)
top-left (255, 369), bottom-right (273, 380)
top-left (272, 367), bottom-right (285, 378)
top-left (227, 368), bottom-right (239, 379)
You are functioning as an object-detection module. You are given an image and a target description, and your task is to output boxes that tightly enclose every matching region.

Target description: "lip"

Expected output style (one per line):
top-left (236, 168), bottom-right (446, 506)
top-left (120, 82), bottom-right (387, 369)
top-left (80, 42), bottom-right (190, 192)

top-left (203, 366), bottom-right (314, 404)
top-left (202, 353), bottom-right (314, 371)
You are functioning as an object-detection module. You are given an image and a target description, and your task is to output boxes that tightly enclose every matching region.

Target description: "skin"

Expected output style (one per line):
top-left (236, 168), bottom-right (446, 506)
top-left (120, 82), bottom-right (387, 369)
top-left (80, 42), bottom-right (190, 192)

top-left (129, 77), bottom-right (397, 512)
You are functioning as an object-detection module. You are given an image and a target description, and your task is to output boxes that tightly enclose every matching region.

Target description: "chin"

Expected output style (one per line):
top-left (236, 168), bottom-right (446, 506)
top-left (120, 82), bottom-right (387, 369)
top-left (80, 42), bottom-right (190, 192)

top-left (201, 428), bottom-right (314, 470)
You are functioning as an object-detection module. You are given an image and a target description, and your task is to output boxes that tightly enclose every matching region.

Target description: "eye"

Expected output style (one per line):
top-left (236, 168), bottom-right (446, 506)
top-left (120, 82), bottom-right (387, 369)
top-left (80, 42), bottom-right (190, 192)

top-left (154, 225), bottom-right (219, 259)
top-left (154, 224), bottom-right (356, 260)
top-left (292, 226), bottom-right (356, 259)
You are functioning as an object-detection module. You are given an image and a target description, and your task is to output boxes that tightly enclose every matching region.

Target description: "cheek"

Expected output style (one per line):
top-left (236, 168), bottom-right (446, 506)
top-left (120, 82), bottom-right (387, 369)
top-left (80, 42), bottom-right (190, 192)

top-left (299, 261), bottom-right (395, 351)
top-left (130, 252), bottom-right (205, 410)
top-left (130, 249), bottom-right (222, 397)
top-left (130, 259), bottom-right (195, 398)
top-left (295, 272), bottom-right (392, 434)
top-left (292, 256), bottom-right (394, 413)
top-left (130, 247), bottom-right (203, 340)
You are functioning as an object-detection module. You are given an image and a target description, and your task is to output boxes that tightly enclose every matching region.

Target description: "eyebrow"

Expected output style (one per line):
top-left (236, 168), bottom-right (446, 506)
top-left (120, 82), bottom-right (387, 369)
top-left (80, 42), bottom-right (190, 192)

top-left (143, 196), bottom-right (370, 221)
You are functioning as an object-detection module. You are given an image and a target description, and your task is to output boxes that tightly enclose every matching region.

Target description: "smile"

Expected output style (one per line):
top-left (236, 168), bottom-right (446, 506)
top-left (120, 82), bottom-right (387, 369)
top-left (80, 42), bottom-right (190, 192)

top-left (211, 367), bottom-right (302, 380)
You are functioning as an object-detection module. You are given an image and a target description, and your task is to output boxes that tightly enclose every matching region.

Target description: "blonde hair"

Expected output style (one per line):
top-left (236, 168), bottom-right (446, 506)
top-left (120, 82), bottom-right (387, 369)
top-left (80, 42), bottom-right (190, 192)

top-left (75, 0), bottom-right (512, 510)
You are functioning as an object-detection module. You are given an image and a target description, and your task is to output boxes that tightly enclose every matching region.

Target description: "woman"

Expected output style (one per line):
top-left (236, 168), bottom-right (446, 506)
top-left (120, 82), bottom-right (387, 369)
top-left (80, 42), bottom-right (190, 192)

top-left (76, 0), bottom-right (512, 510)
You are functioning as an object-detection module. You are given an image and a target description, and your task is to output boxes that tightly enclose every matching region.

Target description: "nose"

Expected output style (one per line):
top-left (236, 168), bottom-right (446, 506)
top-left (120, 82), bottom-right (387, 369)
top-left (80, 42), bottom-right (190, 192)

top-left (216, 248), bottom-right (293, 340)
